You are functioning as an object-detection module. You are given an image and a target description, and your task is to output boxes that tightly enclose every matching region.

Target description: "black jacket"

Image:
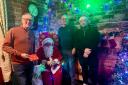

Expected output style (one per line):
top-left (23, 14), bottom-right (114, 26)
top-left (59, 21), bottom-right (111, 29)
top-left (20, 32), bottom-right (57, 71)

top-left (73, 25), bottom-right (100, 51)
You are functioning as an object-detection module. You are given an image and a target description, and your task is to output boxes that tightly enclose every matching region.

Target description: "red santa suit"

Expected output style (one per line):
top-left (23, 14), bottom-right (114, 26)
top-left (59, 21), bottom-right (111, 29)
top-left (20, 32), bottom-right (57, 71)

top-left (36, 41), bottom-right (62, 85)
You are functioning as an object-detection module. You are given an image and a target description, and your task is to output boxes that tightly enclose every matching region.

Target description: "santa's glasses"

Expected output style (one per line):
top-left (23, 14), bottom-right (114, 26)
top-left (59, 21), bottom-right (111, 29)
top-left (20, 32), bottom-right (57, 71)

top-left (43, 43), bottom-right (54, 47)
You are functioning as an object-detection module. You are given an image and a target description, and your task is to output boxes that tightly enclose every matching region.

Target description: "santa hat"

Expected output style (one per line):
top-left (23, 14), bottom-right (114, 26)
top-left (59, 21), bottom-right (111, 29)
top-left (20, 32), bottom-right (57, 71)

top-left (39, 32), bottom-right (58, 46)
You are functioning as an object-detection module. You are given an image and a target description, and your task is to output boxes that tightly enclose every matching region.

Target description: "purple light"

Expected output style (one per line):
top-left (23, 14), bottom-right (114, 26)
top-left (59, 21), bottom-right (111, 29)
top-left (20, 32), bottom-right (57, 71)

top-left (122, 59), bottom-right (124, 62)
top-left (63, 0), bottom-right (67, 3)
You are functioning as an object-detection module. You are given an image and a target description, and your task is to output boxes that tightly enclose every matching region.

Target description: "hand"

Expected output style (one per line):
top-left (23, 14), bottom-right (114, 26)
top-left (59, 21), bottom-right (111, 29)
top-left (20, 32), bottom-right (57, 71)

top-left (29, 54), bottom-right (39, 61)
top-left (83, 48), bottom-right (91, 58)
top-left (21, 53), bottom-right (29, 59)
top-left (84, 48), bottom-right (91, 55)
top-left (72, 48), bottom-right (76, 55)
top-left (47, 60), bottom-right (53, 66)
top-left (83, 52), bottom-right (89, 58)
top-left (39, 64), bottom-right (46, 72)
top-left (53, 59), bottom-right (60, 65)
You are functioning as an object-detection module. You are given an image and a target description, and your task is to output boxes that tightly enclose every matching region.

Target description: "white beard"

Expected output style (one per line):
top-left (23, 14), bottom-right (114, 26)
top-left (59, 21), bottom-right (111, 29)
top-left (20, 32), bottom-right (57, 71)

top-left (43, 46), bottom-right (53, 58)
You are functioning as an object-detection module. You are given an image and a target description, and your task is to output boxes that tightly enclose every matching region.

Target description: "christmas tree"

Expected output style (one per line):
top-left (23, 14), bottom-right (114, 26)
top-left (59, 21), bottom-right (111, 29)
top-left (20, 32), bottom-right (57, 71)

top-left (111, 33), bottom-right (128, 85)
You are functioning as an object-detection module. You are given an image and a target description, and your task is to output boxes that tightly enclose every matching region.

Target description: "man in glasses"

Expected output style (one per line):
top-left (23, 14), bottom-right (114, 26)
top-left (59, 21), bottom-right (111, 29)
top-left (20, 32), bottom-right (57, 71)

top-left (2, 13), bottom-right (36, 85)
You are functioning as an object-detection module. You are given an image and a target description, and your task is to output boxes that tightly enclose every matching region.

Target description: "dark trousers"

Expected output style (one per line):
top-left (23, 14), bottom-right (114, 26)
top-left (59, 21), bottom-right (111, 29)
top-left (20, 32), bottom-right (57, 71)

top-left (12, 63), bottom-right (33, 85)
top-left (62, 54), bottom-right (76, 85)
top-left (77, 50), bottom-right (98, 85)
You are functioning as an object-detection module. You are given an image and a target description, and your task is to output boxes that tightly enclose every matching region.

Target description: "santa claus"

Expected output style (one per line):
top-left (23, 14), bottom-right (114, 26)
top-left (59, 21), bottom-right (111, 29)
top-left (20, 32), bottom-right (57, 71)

top-left (36, 32), bottom-right (62, 85)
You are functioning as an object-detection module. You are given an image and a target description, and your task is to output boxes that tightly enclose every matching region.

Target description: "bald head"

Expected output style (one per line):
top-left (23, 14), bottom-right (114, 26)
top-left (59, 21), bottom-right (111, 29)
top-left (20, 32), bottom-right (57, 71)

top-left (22, 13), bottom-right (32, 19)
top-left (21, 13), bottom-right (32, 29)
top-left (61, 15), bottom-right (69, 27)
top-left (79, 16), bottom-right (88, 27)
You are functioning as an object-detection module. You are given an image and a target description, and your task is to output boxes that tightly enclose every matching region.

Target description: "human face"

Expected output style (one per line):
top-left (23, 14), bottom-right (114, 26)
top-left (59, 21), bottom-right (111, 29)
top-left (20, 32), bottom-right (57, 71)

top-left (79, 17), bottom-right (87, 27)
top-left (80, 19), bottom-right (86, 27)
top-left (61, 15), bottom-right (68, 27)
top-left (21, 13), bottom-right (32, 29)
top-left (43, 42), bottom-right (54, 58)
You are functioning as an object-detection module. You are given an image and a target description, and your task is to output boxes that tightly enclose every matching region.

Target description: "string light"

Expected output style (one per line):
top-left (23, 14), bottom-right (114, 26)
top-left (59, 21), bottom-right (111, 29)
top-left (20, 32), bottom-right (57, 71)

top-left (111, 33), bottom-right (128, 85)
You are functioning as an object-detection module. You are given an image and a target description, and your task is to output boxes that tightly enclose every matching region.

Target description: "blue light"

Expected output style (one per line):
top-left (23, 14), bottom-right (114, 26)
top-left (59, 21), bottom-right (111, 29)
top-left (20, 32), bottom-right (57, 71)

top-left (114, 0), bottom-right (122, 4)
top-left (63, 0), bottom-right (67, 3)
top-left (104, 3), bottom-right (109, 12)
top-left (69, 4), bottom-right (72, 9)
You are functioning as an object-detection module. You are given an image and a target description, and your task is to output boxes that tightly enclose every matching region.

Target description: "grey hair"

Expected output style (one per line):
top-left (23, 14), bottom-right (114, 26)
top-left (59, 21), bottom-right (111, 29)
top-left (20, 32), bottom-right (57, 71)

top-left (61, 14), bottom-right (68, 19)
top-left (79, 16), bottom-right (90, 24)
top-left (21, 13), bottom-right (32, 19)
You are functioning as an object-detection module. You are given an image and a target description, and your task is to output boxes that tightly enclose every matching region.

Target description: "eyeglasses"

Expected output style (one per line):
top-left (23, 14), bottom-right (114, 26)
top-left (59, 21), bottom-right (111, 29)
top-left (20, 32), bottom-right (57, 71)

top-left (43, 43), bottom-right (54, 47)
top-left (22, 18), bottom-right (32, 21)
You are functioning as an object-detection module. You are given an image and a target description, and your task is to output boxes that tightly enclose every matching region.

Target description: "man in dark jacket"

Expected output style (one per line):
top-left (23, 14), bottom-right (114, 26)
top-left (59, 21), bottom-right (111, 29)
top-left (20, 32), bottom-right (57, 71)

top-left (73, 16), bottom-right (100, 85)
top-left (58, 15), bottom-right (76, 85)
